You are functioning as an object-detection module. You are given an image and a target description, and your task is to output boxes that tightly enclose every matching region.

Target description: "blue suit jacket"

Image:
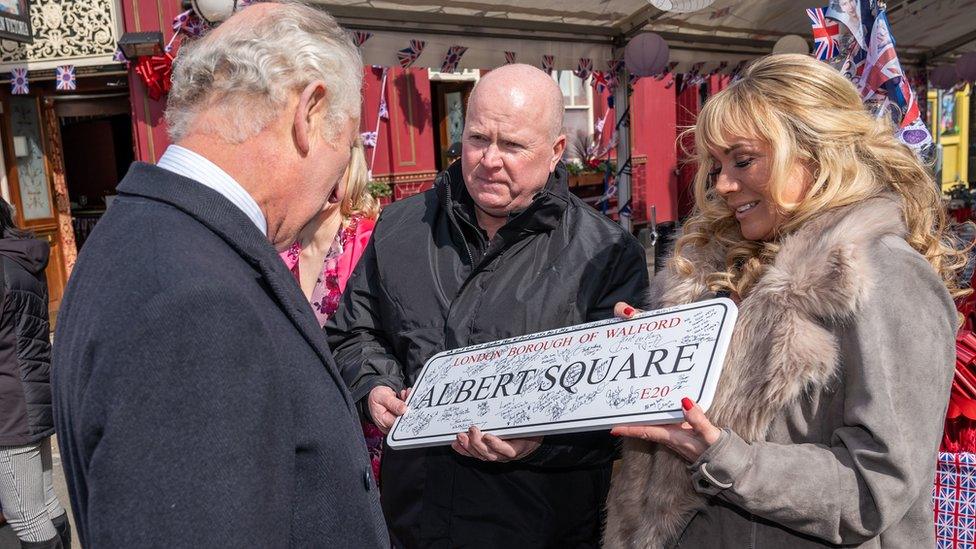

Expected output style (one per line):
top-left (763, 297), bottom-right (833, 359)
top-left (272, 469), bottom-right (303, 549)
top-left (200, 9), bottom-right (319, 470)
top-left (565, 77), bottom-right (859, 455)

top-left (52, 163), bottom-right (388, 547)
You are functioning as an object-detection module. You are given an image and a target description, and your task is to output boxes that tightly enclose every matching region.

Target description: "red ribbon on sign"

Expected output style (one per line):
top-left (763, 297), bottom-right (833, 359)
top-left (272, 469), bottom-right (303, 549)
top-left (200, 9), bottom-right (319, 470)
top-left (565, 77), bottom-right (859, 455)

top-left (134, 54), bottom-right (174, 101)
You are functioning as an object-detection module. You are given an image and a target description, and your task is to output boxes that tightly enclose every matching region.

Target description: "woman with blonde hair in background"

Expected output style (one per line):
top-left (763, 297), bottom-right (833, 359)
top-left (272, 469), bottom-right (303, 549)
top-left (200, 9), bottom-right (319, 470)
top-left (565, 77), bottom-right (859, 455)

top-left (604, 54), bottom-right (965, 548)
top-left (280, 139), bottom-right (384, 478)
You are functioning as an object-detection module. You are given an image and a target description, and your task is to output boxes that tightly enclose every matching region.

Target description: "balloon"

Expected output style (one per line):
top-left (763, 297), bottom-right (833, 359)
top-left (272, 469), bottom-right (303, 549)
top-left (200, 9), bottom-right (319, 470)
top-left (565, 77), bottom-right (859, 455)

top-left (930, 65), bottom-right (960, 90)
top-left (772, 35), bottom-right (810, 55)
top-left (191, 0), bottom-right (236, 24)
top-left (955, 52), bottom-right (976, 83)
top-left (649, 0), bottom-right (716, 13)
top-left (624, 33), bottom-right (670, 77)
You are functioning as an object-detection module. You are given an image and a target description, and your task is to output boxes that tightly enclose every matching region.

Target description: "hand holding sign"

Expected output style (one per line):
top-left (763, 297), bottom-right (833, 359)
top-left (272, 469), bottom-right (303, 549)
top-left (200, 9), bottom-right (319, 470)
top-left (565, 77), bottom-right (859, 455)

top-left (452, 427), bottom-right (542, 462)
top-left (609, 302), bottom-right (723, 462)
top-left (368, 386), bottom-right (409, 434)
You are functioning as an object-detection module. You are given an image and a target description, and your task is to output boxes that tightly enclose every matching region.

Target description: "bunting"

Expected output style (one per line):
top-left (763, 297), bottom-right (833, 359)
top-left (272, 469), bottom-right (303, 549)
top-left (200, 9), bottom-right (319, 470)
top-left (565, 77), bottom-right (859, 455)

top-left (440, 46), bottom-right (468, 73)
top-left (55, 65), bottom-right (76, 91)
top-left (397, 40), bottom-right (426, 69)
top-left (541, 55), bottom-right (554, 75)
top-left (504, 51), bottom-right (517, 64)
top-left (10, 68), bottom-right (28, 95)
top-left (574, 58), bottom-right (593, 82)
top-left (352, 31), bottom-right (373, 48)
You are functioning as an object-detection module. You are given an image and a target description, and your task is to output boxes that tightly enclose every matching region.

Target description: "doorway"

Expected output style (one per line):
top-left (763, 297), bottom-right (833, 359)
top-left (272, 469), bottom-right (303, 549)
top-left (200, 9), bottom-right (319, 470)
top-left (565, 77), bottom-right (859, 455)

top-left (431, 80), bottom-right (474, 172)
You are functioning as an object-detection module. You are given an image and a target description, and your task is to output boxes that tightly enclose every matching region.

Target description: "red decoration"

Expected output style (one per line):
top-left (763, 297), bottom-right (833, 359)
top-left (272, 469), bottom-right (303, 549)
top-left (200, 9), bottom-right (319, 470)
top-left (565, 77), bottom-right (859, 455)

top-left (134, 54), bottom-right (174, 101)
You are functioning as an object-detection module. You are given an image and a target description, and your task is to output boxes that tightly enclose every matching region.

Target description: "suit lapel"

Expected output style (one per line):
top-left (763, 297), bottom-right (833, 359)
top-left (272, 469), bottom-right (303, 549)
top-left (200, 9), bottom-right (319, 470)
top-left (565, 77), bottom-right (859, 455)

top-left (117, 163), bottom-right (354, 410)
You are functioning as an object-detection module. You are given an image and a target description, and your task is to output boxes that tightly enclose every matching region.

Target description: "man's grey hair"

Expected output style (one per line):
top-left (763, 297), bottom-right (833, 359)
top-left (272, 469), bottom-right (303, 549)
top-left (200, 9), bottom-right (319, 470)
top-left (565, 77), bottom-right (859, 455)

top-left (165, 2), bottom-right (363, 143)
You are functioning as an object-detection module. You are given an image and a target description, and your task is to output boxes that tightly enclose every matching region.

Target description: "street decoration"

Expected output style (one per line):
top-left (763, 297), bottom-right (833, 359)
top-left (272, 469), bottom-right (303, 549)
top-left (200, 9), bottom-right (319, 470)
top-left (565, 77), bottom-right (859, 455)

top-left (397, 40), bottom-right (426, 69)
top-left (624, 32), bottom-right (670, 77)
top-left (541, 55), bottom-right (554, 75)
top-left (55, 65), bottom-right (77, 91)
top-left (440, 46), bottom-right (468, 73)
top-left (10, 68), bottom-right (28, 95)
top-left (807, 7), bottom-right (840, 61)
top-left (574, 58), bottom-right (593, 83)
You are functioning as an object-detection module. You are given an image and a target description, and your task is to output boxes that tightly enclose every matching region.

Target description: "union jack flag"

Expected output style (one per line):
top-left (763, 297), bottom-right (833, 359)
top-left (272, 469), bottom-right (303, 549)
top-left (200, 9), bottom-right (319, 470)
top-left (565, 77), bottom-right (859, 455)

top-left (352, 31), bottom-right (372, 48)
top-left (55, 65), bottom-right (76, 91)
top-left (440, 46), bottom-right (467, 73)
top-left (655, 61), bottom-right (678, 80)
top-left (573, 58), bottom-right (593, 82)
top-left (541, 55), bottom-right (554, 75)
top-left (172, 9), bottom-right (192, 32)
top-left (396, 40), bottom-right (425, 69)
top-left (807, 7), bottom-right (840, 61)
top-left (504, 51), bottom-right (516, 64)
top-left (10, 68), bottom-right (28, 95)
top-left (935, 453), bottom-right (976, 548)
top-left (861, 12), bottom-right (921, 128)
top-left (361, 131), bottom-right (378, 148)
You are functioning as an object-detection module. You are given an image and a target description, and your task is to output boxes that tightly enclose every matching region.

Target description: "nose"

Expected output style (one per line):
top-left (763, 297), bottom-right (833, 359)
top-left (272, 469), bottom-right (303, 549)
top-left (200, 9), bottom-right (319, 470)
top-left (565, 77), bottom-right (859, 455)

top-left (481, 142), bottom-right (503, 170)
top-left (713, 171), bottom-right (739, 196)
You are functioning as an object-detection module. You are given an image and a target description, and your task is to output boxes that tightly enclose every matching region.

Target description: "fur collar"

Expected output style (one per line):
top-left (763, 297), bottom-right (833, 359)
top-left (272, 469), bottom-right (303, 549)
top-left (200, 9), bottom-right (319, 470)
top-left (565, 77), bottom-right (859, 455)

top-left (604, 197), bottom-right (907, 548)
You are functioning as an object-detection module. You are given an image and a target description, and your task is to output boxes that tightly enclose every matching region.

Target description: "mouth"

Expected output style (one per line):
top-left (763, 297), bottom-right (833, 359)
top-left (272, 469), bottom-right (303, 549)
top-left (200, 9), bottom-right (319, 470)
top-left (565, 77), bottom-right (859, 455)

top-left (731, 201), bottom-right (759, 218)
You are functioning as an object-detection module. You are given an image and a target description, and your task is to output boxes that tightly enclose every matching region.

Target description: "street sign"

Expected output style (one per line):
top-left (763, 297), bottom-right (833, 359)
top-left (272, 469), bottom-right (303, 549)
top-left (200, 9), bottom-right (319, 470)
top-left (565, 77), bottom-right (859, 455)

top-left (388, 298), bottom-right (738, 449)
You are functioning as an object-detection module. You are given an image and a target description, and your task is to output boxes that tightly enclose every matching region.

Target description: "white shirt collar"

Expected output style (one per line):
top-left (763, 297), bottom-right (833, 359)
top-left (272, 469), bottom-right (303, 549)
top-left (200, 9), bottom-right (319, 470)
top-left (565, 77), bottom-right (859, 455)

top-left (156, 145), bottom-right (268, 236)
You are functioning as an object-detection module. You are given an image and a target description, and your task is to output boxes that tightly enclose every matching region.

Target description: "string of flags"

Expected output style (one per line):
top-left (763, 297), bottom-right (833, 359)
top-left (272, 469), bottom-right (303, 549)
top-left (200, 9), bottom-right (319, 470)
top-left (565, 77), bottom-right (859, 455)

top-left (397, 40), bottom-right (426, 69)
top-left (8, 65), bottom-right (78, 95)
top-left (55, 65), bottom-right (76, 91)
top-left (440, 46), bottom-right (468, 73)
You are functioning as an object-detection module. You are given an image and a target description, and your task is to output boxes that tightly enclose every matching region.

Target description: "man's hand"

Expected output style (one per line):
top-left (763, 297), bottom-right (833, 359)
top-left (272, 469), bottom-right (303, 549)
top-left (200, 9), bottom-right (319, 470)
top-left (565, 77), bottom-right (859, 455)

top-left (452, 426), bottom-right (542, 462)
top-left (367, 386), bottom-right (408, 434)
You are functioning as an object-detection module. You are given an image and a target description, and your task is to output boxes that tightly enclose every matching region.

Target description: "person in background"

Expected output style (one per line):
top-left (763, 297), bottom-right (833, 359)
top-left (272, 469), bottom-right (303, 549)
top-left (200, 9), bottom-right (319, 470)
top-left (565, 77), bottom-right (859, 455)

top-left (280, 138), bottom-right (383, 479)
top-left (604, 54), bottom-right (964, 548)
top-left (0, 198), bottom-right (70, 549)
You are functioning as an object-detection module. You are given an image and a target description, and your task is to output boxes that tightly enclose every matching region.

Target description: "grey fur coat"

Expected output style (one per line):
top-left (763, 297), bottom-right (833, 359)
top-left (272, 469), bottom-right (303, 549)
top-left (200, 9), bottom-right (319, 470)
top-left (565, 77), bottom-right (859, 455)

top-left (604, 197), bottom-right (957, 548)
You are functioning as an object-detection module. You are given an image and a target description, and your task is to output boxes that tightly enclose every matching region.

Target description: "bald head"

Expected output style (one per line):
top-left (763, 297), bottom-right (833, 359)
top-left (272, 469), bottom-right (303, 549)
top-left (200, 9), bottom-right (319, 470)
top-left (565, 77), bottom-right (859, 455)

top-left (469, 64), bottom-right (565, 140)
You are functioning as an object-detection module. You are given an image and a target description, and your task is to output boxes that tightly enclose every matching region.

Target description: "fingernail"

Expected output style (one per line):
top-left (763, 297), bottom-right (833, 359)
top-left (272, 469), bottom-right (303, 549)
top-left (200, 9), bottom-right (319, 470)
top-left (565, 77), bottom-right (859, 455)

top-left (623, 307), bottom-right (635, 317)
top-left (681, 397), bottom-right (694, 411)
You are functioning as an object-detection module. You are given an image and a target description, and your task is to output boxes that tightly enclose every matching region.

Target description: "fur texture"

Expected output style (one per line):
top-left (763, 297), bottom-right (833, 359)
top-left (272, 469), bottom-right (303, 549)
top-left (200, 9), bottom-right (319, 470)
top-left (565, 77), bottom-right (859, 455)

top-left (603, 197), bottom-right (907, 548)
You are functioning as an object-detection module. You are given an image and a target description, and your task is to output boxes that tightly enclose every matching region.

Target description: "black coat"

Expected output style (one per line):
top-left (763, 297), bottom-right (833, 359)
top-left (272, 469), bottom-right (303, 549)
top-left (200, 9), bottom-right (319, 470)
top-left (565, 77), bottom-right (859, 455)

top-left (0, 237), bottom-right (53, 446)
top-left (327, 162), bottom-right (649, 548)
top-left (52, 163), bottom-right (388, 548)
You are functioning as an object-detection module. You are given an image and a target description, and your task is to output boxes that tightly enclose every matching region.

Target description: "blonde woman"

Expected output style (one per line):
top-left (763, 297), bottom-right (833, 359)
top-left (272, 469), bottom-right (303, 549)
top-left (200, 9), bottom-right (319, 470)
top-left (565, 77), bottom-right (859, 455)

top-left (281, 138), bottom-right (379, 325)
top-left (604, 54), bottom-right (965, 548)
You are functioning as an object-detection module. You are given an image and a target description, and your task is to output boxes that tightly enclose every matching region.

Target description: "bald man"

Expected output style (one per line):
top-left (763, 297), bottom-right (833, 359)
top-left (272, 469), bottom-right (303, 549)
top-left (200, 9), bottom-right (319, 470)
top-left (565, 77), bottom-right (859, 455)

top-left (328, 64), bottom-right (648, 548)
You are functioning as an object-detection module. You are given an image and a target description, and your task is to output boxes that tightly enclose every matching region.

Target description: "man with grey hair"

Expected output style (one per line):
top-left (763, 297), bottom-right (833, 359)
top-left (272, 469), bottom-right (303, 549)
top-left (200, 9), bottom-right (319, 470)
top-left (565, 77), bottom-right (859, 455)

top-left (51, 3), bottom-right (388, 547)
top-left (329, 63), bottom-right (648, 547)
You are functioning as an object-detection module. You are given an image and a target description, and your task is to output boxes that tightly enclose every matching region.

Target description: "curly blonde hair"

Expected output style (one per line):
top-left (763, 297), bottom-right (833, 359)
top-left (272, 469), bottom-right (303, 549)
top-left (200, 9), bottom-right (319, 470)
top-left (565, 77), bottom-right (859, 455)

top-left (671, 53), bottom-right (968, 298)
top-left (340, 138), bottom-right (380, 222)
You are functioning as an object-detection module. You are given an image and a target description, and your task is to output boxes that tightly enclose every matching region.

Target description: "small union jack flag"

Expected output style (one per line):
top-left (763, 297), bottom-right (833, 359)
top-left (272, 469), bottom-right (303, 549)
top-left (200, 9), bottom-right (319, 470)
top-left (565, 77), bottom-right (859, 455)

top-left (504, 51), bottom-right (517, 64)
top-left (397, 40), bottom-right (425, 69)
top-left (573, 58), bottom-right (593, 82)
top-left (541, 55), bottom-right (554, 75)
top-left (10, 68), bottom-right (28, 95)
top-left (807, 7), bottom-right (840, 61)
top-left (378, 99), bottom-right (388, 120)
top-left (440, 46), bottom-right (467, 73)
top-left (55, 65), bottom-right (76, 91)
top-left (352, 31), bottom-right (372, 48)
top-left (361, 131), bottom-right (378, 148)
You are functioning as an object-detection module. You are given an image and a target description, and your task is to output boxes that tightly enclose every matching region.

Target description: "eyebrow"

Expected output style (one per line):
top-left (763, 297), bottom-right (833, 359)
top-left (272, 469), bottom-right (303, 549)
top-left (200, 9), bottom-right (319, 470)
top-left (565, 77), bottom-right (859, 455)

top-left (723, 143), bottom-right (746, 154)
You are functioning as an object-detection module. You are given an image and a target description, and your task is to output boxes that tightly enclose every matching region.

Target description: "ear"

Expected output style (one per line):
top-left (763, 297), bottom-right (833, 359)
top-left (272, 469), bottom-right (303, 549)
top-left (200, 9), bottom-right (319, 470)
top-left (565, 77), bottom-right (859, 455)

top-left (549, 134), bottom-right (567, 171)
top-left (293, 80), bottom-right (328, 157)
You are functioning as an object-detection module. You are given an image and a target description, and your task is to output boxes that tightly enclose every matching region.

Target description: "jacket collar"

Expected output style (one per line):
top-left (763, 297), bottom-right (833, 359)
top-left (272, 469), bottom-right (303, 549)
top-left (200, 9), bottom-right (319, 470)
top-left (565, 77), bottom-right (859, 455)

top-left (435, 160), bottom-right (571, 239)
top-left (117, 163), bottom-right (354, 409)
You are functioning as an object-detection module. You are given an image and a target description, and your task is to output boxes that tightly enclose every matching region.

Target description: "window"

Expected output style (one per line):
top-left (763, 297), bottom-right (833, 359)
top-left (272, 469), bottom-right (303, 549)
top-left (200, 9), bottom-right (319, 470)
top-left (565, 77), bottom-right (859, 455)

top-left (553, 71), bottom-right (594, 159)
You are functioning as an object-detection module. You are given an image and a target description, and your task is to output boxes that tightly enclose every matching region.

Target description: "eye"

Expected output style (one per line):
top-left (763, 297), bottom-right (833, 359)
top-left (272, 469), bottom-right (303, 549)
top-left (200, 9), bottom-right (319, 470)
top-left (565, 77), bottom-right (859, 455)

top-left (707, 165), bottom-right (721, 183)
top-left (502, 140), bottom-right (523, 149)
top-left (734, 157), bottom-right (754, 169)
top-left (467, 134), bottom-right (488, 144)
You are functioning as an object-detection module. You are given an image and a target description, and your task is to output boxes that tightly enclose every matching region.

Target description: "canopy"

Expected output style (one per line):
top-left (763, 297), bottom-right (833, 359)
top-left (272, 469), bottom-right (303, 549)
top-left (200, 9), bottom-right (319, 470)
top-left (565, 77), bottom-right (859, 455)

top-left (317, 0), bottom-right (976, 70)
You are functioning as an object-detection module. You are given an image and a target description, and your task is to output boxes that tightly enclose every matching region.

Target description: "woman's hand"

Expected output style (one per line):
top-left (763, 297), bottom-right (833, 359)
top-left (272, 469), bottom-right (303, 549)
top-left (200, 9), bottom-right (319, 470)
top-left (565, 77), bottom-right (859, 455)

top-left (614, 301), bottom-right (640, 319)
top-left (452, 426), bottom-right (542, 462)
top-left (611, 397), bottom-right (723, 462)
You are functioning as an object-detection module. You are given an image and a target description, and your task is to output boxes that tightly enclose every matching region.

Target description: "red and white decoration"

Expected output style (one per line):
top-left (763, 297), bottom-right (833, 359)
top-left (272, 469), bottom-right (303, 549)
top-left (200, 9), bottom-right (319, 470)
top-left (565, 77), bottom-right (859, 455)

top-left (10, 68), bottom-right (28, 95)
top-left (573, 58), bottom-right (593, 82)
top-left (440, 46), bottom-right (468, 73)
top-left (504, 51), bottom-right (517, 65)
top-left (541, 55), bottom-right (554, 75)
top-left (55, 65), bottom-right (77, 91)
top-left (397, 40), bottom-right (426, 69)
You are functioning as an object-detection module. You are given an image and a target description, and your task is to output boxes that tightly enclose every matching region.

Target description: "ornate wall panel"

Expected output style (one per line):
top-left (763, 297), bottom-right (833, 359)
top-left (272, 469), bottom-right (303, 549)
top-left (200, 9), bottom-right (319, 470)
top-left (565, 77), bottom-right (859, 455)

top-left (0, 0), bottom-right (119, 70)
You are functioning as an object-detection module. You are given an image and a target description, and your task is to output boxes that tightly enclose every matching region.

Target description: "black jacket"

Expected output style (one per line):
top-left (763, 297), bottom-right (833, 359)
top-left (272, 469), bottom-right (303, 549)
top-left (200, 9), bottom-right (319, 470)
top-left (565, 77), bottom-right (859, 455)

top-left (52, 163), bottom-right (388, 548)
top-left (0, 236), bottom-right (52, 446)
top-left (327, 162), bottom-right (649, 548)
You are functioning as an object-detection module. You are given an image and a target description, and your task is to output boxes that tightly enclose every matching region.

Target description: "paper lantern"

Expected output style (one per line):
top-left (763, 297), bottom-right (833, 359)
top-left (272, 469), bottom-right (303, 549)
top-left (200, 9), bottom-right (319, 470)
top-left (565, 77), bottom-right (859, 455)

top-left (190, 0), bottom-right (237, 24)
top-left (955, 52), bottom-right (976, 83)
top-left (930, 65), bottom-right (960, 90)
top-left (772, 35), bottom-right (809, 55)
top-left (649, 0), bottom-right (715, 13)
top-left (625, 33), bottom-right (670, 77)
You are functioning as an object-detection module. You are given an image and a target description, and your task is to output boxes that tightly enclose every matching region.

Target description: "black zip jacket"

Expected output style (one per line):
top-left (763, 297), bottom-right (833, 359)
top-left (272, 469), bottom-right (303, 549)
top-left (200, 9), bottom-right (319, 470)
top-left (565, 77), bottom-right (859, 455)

top-left (327, 162), bottom-right (649, 548)
top-left (0, 236), bottom-right (52, 446)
